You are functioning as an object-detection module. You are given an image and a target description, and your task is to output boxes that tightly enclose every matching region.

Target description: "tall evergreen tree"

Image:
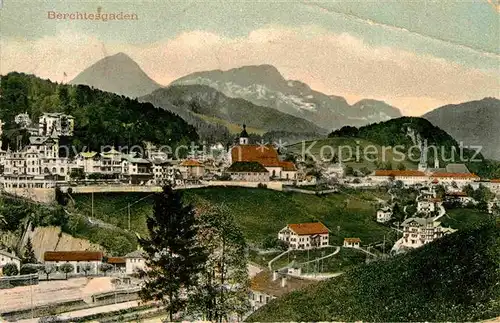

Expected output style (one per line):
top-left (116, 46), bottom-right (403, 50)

top-left (22, 237), bottom-right (37, 264)
top-left (138, 185), bottom-right (206, 321)
top-left (188, 204), bottom-right (250, 322)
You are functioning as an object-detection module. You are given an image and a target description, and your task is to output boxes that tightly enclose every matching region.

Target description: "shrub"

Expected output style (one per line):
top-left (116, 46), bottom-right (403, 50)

top-left (257, 183), bottom-right (267, 189)
top-left (3, 262), bottom-right (19, 276)
top-left (20, 263), bottom-right (40, 275)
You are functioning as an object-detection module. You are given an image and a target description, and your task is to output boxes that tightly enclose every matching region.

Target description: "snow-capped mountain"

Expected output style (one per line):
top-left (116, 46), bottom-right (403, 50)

top-left (171, 65), bottom-right (402, 130)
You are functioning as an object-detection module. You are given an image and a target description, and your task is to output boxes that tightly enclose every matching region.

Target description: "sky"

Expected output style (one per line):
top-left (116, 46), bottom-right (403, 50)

top-left (0, 0), bottom-right (499, 115)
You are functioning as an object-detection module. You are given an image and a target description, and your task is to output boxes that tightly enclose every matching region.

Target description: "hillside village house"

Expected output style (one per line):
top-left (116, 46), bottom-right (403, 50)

top-left (376, 207), bottom-right (392, 223)
top-left (343, 238), bottom-right (361, 248)
top-left (444, 191), bottom-right (475, 205)
top-left (225, 161), bottom-right (270, 182)
top-left (43, 251), bottom-right (103, 275)
top-left (417, 197), bottom-right (441, 214)
top-left (278, 222), bottom-right (329, 250)
top-left (401, 217), bottom-right (456, 249)
top-left (121, 153), bottom-right (153, 184)
top-left (230, 126), bottom-right (297, 181)
top-left (125, 250), bottom-right (146, 275)
top-left (179, 159), bottom-right (204, 180)
top-left (430, 172), bottom-right (480, 187)
top-left (106, 257), bottom-right (126, 272)
top-left (0, 249), bottom-right (21, 274)
top-left (370, 170), bottom-right (427, 186)
top-left (249, 270), bottom-right (315, 312)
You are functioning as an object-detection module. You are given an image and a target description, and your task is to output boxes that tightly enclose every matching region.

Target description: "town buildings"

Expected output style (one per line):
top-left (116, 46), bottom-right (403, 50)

top-left (401, 218), bottom-right (456, 248)
top-left (43, 251), bottom-right (104, 275)
top-left (278, 222), bottom-right (330, 250)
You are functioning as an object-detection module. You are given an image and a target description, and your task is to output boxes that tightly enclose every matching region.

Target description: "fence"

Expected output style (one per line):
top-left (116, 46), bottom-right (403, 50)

top-left (0, 273), bottom-right (39, 289)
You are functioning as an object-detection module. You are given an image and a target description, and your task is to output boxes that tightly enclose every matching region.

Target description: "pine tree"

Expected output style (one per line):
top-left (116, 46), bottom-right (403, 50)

top-left (22, 237), bottom-right (37, 264)
top-left (188, 204), bottom-right (250, 322)
top-left (138, 185), bottom-right (206, 321)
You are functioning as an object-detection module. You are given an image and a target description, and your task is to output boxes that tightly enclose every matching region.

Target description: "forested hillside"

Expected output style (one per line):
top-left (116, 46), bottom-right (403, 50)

top-left (247, 221), bottom-right (500, 322)
top-left (0, 72), bottom-right (198, 154)
top-left (329, 117), bottom-right (500, 178)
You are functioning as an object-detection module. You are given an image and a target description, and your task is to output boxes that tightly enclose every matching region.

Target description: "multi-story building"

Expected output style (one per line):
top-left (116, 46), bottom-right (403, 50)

top-left (278, 222), bottom-right (329, 250)
top-left (121, 153), bottom-right (153, 184)
top-left (401, 217), bottom-right (456, 248)
top-left (225, 161), bottom-right (270, 182)
top-left (39, 113), bottom-right (74, 137)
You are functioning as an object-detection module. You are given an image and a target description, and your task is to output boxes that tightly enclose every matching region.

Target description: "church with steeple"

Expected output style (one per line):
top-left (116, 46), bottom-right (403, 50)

top-left (226, 125), bottom-right (297, 181)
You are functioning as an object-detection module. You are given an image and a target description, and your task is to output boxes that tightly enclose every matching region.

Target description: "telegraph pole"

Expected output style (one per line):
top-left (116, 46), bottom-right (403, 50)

top-left (383, 234), bottom-right (386, 257)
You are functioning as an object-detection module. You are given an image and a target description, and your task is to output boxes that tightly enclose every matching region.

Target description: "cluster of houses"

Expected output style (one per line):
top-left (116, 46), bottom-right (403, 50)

top-left (0, 114), bottom-right (301, 191)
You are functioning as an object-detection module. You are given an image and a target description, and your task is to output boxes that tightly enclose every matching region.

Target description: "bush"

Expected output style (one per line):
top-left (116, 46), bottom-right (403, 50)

top-left (20, 263), bottom-right (40, 275)
top-left (262, 236), bottom-right (288, 251)
top-left (59, 263), bottom-right (74, 279)
top-left (3, 262), bottom-right (19, 276)
top-left (257, 183), bottom-right (267, 189)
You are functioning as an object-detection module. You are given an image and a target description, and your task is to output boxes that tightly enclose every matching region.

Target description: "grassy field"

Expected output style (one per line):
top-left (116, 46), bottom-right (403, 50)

top-left (440, 208), bottom-right (493, 230)
top-left (71, 187), bottom-right (392, 249)
top-left (247, 223), bottom-right (500, 322)
top-left (287, 137), bottom-right (418, 170)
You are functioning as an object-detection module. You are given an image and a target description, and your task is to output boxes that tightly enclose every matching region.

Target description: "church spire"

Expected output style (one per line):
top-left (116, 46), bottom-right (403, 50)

top-left (239, 124), bottom-right (249, 145)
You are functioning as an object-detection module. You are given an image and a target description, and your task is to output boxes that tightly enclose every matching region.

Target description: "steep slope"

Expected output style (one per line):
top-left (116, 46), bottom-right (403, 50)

top-left (70, 52), bottom-right (161, 98)
top-left (423, 98), bottom-right (500, 160)
top-left (141, 84), bottom-right (326, 134)
top-left (171, 65), bottom-right (402, 130)
top-left (247, 221), bottom-right (500, 322)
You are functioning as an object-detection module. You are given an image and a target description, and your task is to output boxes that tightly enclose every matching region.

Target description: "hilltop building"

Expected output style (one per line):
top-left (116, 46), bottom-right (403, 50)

top-left (278, 222), bottom-right (329, 250)
top-left (39, 112), bottom-right (74, 137)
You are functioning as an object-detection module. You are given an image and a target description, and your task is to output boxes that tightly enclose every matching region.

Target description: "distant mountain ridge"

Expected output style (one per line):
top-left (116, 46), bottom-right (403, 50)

top-left (423, 98), bottom-right (500, 160)
top-left (171, 64), bottom-right (402, 130)
top-left (70, 52), bottom-right (161, 98)
top-left (141, 84), bottom-right (326, 135)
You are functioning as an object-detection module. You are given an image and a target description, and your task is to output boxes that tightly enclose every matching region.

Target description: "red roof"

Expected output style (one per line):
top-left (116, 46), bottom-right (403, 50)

top-left (280, 161), bottom-right (297, 171)
top-left (374, 170), bottom-right (425, 177)
top-left (288, 222), bottom-right (329, 235)
top-left (491, 179), bottom-right (500, 183)
top-left (344, 238), bottom-right (361, 243)
top-left (107, 257), bottom-right (126, 264)
top-left (431, 172), bottom-right (479, 179)
top-left (44, 251), bottom-right (103, 262)
top-left (231, 145), bottom-right (282, 167)
top-left (431, 179), bottom-right (439, 184)
top-left (181, 159), bottom-right (202, 167)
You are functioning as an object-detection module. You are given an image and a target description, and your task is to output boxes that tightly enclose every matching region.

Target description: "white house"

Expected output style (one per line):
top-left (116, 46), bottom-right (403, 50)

top-left (370, 170), bottom-right (428, 186)
top-left (43, 251), bottom-right (103, 275)
top-left (343, 238), bottom-right (361, 248)
top-left (416, 197), bottom-right (442, 215)
top-left (38, 112), bottom-right (74, 137)
top-left (0, 249), bottom-right (21, 274)
top-left (401, 218), bottom-right (456, 249)
top-left (125, 250), bottom-right (146, 275)
top-left (376, 207), bottom-right (392, 223)
top-left (225, 161), bottom-right (270, 182)
top-left (278, 222), bottom-right (329, 250)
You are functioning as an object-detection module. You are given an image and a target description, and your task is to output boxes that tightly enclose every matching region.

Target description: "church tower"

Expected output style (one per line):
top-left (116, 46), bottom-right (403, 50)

top-left (239, 124), bottom-right (249, 145)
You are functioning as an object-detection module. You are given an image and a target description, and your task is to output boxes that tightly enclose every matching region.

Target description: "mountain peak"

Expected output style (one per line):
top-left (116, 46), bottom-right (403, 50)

top-left (70, 53), bottom-right (160, 98)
